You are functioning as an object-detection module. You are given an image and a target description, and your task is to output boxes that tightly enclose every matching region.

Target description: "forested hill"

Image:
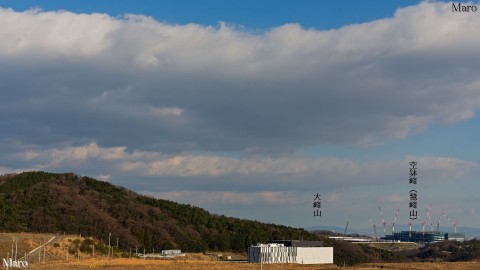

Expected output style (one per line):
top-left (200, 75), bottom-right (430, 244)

top-left (0, 171), bottom-right (318, 252)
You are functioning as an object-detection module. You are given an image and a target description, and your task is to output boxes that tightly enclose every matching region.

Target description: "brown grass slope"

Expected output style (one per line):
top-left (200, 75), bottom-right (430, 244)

top-left (0, 171), bottom-right (318, 253)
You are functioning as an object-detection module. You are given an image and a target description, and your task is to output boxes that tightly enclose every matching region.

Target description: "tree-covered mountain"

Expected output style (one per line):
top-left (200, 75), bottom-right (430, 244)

top-left (0, 171), bottom-right (318, 252)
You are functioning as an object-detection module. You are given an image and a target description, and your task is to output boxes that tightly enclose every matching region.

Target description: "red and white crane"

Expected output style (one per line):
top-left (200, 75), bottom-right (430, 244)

top-left (436, 208), bottom-right (458, 233)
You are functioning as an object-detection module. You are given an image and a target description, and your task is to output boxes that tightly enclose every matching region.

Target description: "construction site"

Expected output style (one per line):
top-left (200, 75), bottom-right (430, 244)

top-left (337, 206), bottom-right (465, 244)
top-left (338, 162), bottom-right (465, 244)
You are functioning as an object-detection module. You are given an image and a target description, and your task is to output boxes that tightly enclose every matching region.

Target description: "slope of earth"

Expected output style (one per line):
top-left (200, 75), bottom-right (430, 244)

top-left (0, 171), bottom-right (318, 253)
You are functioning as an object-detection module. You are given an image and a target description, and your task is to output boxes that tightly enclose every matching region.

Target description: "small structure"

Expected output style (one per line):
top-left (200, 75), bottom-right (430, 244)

top-left (161, 249), bottom-right (182, 257)
top-left (248, 242), bottom-right (333, 264)
top-left (268, 240), bottom-right (324, 247)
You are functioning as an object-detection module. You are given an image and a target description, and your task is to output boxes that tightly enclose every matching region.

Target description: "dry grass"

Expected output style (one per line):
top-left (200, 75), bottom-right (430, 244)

top-left (1, 233), bottom-right (480, 270)
top-left (26, 259), bottom-right (480, 270)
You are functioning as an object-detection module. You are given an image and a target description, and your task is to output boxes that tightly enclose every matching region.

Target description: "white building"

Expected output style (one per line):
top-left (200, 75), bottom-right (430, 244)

top-left (161, 249), bottom-right (182, 256)
top-left (248, 243), bottom-right (333, 264)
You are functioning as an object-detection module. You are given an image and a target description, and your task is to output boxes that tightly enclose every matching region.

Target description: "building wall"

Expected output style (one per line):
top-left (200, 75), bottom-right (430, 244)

top-left (248, 245), bottom-right (333, 264)
top-left (296, 247), bottom-right (333, 264)
top-left (446, 233), bottom-right (465, 242)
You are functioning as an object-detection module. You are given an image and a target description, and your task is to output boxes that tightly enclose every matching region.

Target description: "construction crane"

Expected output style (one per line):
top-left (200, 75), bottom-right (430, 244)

top-left (369, 218), bottom-right (377, 240)
top-left (437, 208), bottom-right (446, 232)
top-left (421, 219), bottom-right (426, 238)
top-left (391, 208), bottom-right (400, 240)
top-left (378, 207), bottom-right (387, 237)
top-left (443, 209), bottom-right (458, 233)
top-left (435, 208), bottom-right (459, 233)
top-left (426, 206), bottom-right (433, 232)
top-left (420, 206), bottom-right (433, 235)
top-left (451, 219), bottom-right (458, 234)
top-left (344, 215), bottom-right (351, 235)
top-left (408, 220), bottom-right (413, 239)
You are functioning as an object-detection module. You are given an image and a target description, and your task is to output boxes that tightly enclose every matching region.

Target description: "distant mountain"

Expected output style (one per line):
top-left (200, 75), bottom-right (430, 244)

top-left (305, 225), bottom-right (348, 234)
top-left (307, 224), bottom-right (480, 239)
top-left (0, 171), bottom-right (319, 252)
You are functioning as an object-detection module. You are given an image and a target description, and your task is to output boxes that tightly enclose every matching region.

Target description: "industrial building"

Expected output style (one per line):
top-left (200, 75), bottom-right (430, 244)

top-left (248, 241), bottom-right (333, 264)
top-left (381, 231), bottom-right (465, 243)
top-left (268, 240), bottom-right (324, 247)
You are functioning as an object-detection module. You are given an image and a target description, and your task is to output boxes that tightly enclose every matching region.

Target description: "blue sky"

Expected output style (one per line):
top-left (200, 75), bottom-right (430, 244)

top-left (1, 0), bottom-right (422, 29)
top-left (1, 0), bottom-right (480, 236)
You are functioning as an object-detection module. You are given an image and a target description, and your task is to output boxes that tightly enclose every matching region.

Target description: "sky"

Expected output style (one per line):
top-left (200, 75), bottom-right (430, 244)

top-left (1, 0), bottom-right (480, 235)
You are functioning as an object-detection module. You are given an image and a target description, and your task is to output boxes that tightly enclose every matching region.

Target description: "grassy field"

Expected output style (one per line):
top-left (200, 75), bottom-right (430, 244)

top-left (2, 233), bottom-right (480, 270)
top-left (26, 258), bottom-right (480, 270)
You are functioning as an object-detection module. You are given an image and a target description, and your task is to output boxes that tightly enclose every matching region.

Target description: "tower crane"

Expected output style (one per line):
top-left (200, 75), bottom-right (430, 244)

top-left (344, 215), bottom-right (351, 235)
top-left (378, 207), bottom-right (387, 237)
top-left (391, 208), bottom-right (399, 241)
top-left (369, 218), bottom-right (377, 240)
top-left (426, 206), bottom-right (433, 232)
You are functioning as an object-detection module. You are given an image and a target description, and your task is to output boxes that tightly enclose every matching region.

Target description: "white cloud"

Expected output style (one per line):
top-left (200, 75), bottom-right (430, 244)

top-left (144, 190), bottom-right (301, 205)
top-left (120, 154), bottom-right (360, 177)
top-left (19, 143), bottom-right (127, 167)
top-left (0, 167), bottom-right (34, 175)
top-left (1, 2), bottom-right (480, 153)
top-left (14, 143), bottom-right (478, 184)
top-left (2, 2), bottom-right (480, 229)
top-left (94, 174), bottom-right (111, 181)
top-left (379, 194), bottom-right (408, 203)
top-left (0, 8), bottom-right (118, 57)
top-left (150, 106), bottom-right (184, 117)
top-left (21, 143), bottom-right (366, 177)
top-left (412, 156), bottom-right (478, 178)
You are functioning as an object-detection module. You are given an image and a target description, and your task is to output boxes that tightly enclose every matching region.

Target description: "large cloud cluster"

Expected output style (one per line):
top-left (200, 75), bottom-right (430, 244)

top-left (1, 2), bottom-right (480, 226)
top-left (1, 2), bottom-right (480, 155)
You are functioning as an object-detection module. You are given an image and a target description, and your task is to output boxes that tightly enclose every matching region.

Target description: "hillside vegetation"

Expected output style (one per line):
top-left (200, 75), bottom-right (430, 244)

top-left (0, 171), bottom-right (318, 253)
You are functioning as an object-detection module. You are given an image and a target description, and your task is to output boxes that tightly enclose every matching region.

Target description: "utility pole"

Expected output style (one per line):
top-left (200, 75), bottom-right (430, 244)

top-left (11, 237), bottom-right (14, 261)
top-left (260, 249), bottom-right (262, 270)
top-left (108, 233), bottom-right (111, 258)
